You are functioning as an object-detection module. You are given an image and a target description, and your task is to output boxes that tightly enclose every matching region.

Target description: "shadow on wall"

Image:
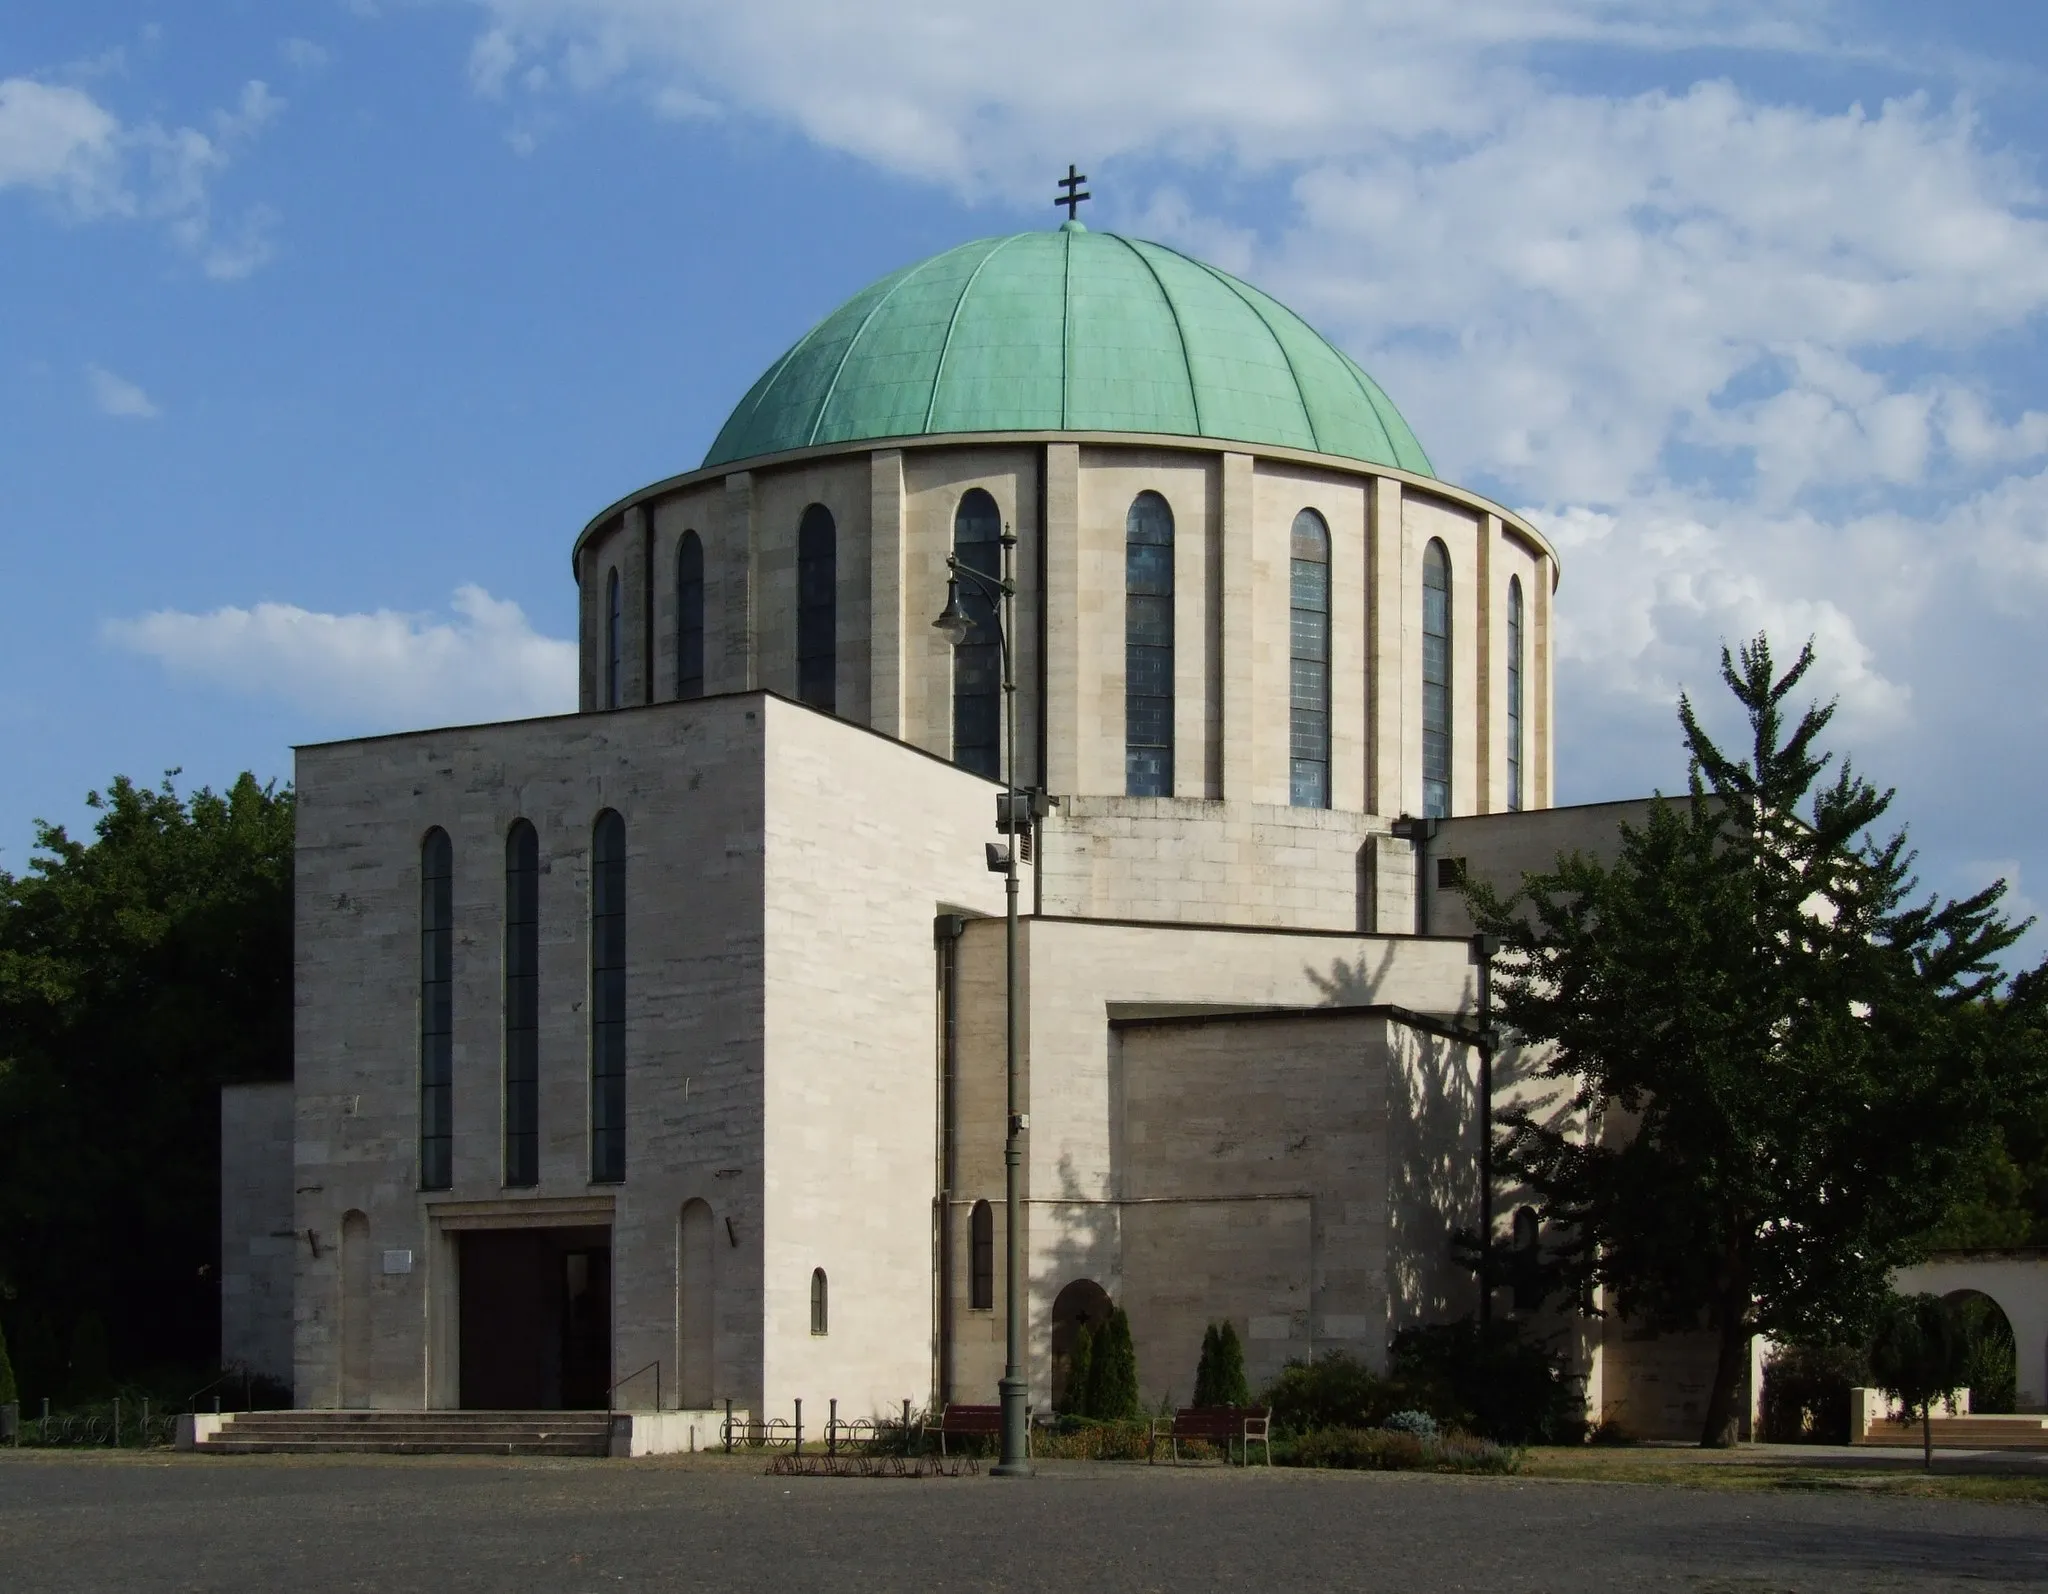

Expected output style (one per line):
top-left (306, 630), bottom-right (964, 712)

top-left (1385, 1028), bottom-right (1480, 1336)
top-left (1303, 944), bottom-right (1406, 1013)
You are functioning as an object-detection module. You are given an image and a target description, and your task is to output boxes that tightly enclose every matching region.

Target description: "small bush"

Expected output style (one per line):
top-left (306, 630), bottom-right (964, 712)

top-left (1383, 1408), bottom-right (1438, 1438)
top-left (1388, 1317), bottom-right (1585, 1445)
top-left (1034, 1417), bottom-right (1155, 1461)
top-left (1263, 1351), bottom-right (1398, 1436)
top-left (1760, 1344), bottom-right (1866, 1443)
top-left (1194, 1321), bottom-right (1251, 1408)
top-left (1280, 1426), bottom-right (1522, 1474)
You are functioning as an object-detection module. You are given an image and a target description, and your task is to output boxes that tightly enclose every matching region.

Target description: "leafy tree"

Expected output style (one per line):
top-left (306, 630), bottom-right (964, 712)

top-left (1260, 1351), bottom-right (1396, 1436)
top-left (1063, 1323), bottom-right (1096, 1414)
top-left (1870, 1293), bottom-right (1971, 1471)
top-left (1194, 1320), bottom-right (1250, 1407)
top-left (1466, 637), bottom-right (2040, 1447)
top-left (0, 773), bottom-right (293, 1398)
top-left (1080, 1307), bottom-right (1142, 1420)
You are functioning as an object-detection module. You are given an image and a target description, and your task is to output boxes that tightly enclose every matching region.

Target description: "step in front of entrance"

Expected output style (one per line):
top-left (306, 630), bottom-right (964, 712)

top-left (193, 1410), bottom-right (615, 1457)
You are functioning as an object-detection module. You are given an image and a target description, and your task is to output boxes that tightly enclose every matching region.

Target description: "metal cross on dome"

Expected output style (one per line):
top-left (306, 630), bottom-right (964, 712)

top-left (1055, 165), bottom-right (1091, 221)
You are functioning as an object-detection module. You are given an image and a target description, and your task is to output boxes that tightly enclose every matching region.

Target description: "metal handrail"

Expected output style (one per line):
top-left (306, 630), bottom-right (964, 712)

top-left (607, 1360), bottom-right (662, 1414)
top-left (185, 1364), bottom-right (252, 1415)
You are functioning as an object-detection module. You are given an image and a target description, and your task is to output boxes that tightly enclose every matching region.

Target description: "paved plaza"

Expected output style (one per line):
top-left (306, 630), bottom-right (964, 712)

top-left (4, 1453), bottom-right (2048, 1592)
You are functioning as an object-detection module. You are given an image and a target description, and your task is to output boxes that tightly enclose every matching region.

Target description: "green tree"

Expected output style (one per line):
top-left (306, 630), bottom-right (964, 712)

top-left (1063, 1323), bottom-right (1096, 1414)
top-left (0, 1311), bottom-right (17, 1407)
top-left (1081, 1307), bottom-right (1142, 1420)
top-left (1467, 637), bottom-right (2039, 1447)
top-left (1194, 1320), bottom-right (1249, 1407)
top-left (0, 772), bottom-right (293, 1397)
top-left (1870, 1293), bottom-right (1971, 1471)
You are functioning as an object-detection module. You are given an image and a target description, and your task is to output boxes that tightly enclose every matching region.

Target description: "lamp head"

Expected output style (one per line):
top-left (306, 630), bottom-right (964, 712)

top-left (932, 577), bottom-right (974, 648)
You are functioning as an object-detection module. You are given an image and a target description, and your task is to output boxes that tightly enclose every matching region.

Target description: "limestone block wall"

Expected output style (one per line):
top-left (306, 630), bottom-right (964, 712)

top-left (292, 693), bottom-right (773, 1411)
top-left (1422, 799), bottom-right (1660, 939)
top-left (943, 915), bottom-right (1478, 1404)
top-left (220, 1081), bottom-right (295, 1389)
top-left (756, 699), bottom-right (1011, 1424)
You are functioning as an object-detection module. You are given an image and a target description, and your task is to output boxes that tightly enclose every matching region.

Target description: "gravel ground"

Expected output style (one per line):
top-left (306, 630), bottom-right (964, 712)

top-left (3, 1450), bottom-right (2046, 1592)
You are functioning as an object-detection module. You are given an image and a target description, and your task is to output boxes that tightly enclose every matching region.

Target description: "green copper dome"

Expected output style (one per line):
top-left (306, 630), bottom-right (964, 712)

top-left (704, 227), bottom-right (1433, 476)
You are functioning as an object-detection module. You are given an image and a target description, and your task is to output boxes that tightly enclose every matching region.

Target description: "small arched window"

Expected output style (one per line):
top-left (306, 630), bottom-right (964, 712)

top-left (1422, 540), bottom-right (1451, 818)
top-left (604, 567), bottom-right (623, 710)
top-left (419, 827), bottom-right (453, 1192)
top-left (590, 809), bottom-right (626, 1183)
top-left (951, 490), bottom-right (1002, 779)
top-left (1289, 509), bottom-right (1332, 808)
top-left (676, 532), bottom-right (705, 701)
top-left (796, 504), bottom-right (837, 711)
top-left (969, 1199), bottom-right (995, 1310)
top-left (1125, 491), bottom-right (1174, 796)
top-left (504, 820), bottom-right (540, 1188)
top-left (810, 1267), bottom-right (829, 1335)
top-left (1512, 1205), bottom-right (1541, 1311)
top-left (1506, 574), bottom-right (1524, 813)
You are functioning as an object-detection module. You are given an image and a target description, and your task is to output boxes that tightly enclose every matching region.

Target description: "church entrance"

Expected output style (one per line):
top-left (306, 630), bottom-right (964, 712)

top-left (457, 1226), bottom-right (612, 1410)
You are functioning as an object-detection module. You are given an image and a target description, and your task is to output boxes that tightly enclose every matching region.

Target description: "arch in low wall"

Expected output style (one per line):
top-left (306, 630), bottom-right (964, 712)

top-left (1893, 1253), bottom-right (2048, 1410)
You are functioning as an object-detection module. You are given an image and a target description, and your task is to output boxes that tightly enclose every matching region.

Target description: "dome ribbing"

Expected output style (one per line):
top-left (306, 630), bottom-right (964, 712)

top-left (703, 228), bottom-right (1433, 476)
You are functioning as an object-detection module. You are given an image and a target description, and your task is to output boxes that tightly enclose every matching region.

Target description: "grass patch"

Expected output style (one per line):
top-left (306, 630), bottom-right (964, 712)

top-left (1517, 1447), bottom-right (2048, 1503)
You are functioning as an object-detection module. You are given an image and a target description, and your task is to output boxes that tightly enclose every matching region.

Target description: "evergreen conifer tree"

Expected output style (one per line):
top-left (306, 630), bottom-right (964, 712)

top-left (1065, 1323), bottom-right (1097, 1415)
top-left (1211, 1320), bottom-right (1250, 1406)
top-left (1194, 1323), bottom-right (1222, 1406)
top-left (0, 1315), bottom-right (16, 1407)
top-left (1089, 1307), bottom-right (1142, 1421)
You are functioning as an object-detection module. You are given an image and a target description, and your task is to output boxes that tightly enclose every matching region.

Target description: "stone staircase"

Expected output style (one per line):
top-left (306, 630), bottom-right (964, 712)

top-left (191, 1409), bottom-right (615, 1456)
top-left (1857, 1413), bottom-right (2048, 1450)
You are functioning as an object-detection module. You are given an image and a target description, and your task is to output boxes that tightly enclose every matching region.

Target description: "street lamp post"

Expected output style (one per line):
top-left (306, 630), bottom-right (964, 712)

top-left (933, 522), bottom-right (1033, 1478)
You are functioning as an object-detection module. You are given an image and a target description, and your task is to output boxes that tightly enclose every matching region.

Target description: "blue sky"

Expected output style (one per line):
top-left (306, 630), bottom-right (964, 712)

top-left (4, 1), bottom-right (2047, 958)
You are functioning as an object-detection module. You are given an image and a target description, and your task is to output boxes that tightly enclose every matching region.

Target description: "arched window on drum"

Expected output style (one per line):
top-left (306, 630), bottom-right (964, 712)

top-left (1289, 509), bottom-right (1331, 808)
top-left (951, 491), bottom-right (1002, 778)
top-left (1506, 574), bottom-right (1524, 812)
top-left (676, 531), bottom-right (705, 701)
top-left (796, 505), bottom-right (837, 711)
top-left (1422, 540), bottom-right (1451, 818)
top-left (604, 567), bottom-right (623, 711)
top-left (1124, 492), bottom-right (1174, 796)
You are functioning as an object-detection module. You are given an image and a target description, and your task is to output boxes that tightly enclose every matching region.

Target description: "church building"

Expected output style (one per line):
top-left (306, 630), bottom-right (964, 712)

top-left (221, 210), bottom-right (1719, 1444)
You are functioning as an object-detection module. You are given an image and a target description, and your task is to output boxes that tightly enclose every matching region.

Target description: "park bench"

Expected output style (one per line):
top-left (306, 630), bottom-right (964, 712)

top-left (1150, 1405), bottom-right (1272, 1466)
top-left (935, 1402), bottom-right (1030, 1458)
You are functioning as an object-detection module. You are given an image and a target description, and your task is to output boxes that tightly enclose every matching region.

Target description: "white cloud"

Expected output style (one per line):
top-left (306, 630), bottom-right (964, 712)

top-left (281, 38), bottom-right (333, 71)
top-left (86, 363), bottom-right (159, 419)
top-left (103, 586), bottom-right (577, 730)
top-left (0, 73), bottom-right (283, 275)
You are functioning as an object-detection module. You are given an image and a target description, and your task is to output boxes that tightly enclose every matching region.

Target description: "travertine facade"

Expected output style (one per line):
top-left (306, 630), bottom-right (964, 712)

top-left (242, 221), bottom-right (1720, 1442)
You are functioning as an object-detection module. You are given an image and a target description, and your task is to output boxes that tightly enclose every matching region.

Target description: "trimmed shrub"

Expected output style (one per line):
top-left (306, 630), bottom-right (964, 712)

top-left (1035, 1417), bottom-right (1155, 1461)
top-left (1065, 1323), bottom-right (1097, 1414)
top-left (1383, 1408), bottom-right (1438, 1439)
top-left (1760, 1344), bottom-right (1866, 1443)
top-left (1263, 1351), bottom-right (1398, 1436)
top-left (1083, 1307), bottom-right (1142, 1421)
top-left (1280, 1427), bottom-right (1522, 1474)
top-left (1194, 1321), bottom-right (1250, 1408)
top-left (1388, 1317), bottom-right (1585, 1445)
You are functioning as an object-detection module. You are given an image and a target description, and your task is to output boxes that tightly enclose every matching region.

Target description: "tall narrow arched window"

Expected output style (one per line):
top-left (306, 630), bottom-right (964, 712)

top-left (1422, 539), bottom-right (1452, 818)
top-left (676, 531), bottom-right (705, 701)
top-left (1125, 491), bottom-right (1174, 796)
top-left (796, 504), bottom-right (836, 711)
top-left (419, 828), bottom-right (453, 1191)
top-left (1289, 509), bottom-right (1332, 808)
top-left (590, 809), bottom-right (626, 1183)
top-left (504, 820), bottom-right (540, 1188)
top-left (810, 1268), bottom-right (829, 1335)
top-left (604, 567), bottom-right (623, 710)
top-left (1506, 574), bottom-right (1524, 813)
top-left (969, 1199), bottom-right (995, 1310)
top-left (951, 490), bottom-right (1002, 778)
